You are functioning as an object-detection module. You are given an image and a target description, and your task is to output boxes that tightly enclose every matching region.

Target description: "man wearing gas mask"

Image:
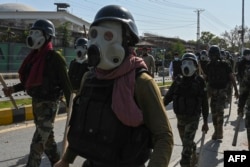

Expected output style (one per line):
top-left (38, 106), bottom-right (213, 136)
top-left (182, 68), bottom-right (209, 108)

top-left (2, 19), bottom-right (72, 167)
top-left (54, 5), bottom-right (173, 167)
top-left (164, 53), bottom-right (209, 167)
top-left (237, 48), bottom-right (250, 150)
top-left (204, 45), bottom-right (238, 140)
top-left (68, 37), bottom-right (89, 92)
top-left (198, 50), bottom-right (209, 77)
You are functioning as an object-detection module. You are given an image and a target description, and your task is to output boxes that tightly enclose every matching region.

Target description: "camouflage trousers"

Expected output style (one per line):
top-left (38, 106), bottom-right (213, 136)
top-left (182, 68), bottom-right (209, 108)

top-left (176, 115), bottom-right (200, 167)
top-left (240, 81), bottom-right (250, 150)
top-left (208, 87), bottom-right (227, 126)
top-left (26, 98), bottom-right (60, 167)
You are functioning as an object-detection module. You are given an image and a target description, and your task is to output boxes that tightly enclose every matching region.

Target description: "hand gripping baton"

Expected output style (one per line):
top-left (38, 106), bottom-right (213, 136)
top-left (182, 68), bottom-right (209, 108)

top-left (0, 74), bottom-right (18, 110)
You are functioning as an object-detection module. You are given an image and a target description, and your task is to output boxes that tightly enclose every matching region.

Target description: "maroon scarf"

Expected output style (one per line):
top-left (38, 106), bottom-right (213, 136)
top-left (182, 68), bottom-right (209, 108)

top-left (95, 54), bottom-right (148, 127)
top-left (19, 42), bottom-right (53, 89)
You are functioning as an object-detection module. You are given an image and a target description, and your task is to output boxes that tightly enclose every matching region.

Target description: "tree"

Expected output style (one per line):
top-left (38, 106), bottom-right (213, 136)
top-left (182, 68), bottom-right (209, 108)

top-left (200, 31), bottom-right (216, 46)
top-left (57, 21), bottom-right (72, 47)
top-left (169, 41), bottom-right (185, 58)
top-left (221, 25), bottom-right (250, 53)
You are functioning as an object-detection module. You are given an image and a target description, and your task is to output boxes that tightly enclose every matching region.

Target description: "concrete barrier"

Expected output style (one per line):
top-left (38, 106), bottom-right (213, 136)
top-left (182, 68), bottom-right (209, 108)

top-left (0, 104), bottom-right (66, 125)
top-left (1, 73), bottom-right (19, 80)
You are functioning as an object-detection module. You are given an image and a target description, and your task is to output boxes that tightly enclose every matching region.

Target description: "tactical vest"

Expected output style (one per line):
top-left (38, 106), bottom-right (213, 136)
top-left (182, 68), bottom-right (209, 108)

top-left (67, 73), bottom-right (151, 166)
top-left (172, 76), bottom-right (203, 116)
top-left (26, 50), bottom-right (63, 100)
top-left (68, 60), bottom-right (89, 91)
top-left (206, 60), bottom-right (230, 89)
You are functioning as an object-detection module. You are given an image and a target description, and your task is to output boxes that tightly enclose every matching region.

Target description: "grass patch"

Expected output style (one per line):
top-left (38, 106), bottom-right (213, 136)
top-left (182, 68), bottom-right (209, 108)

top-left (0, 98), bottom-right (32, 109)
top-left (157, 81), bottom-right (172, 87)
top-left (0, 82), bottom-right (172, 109)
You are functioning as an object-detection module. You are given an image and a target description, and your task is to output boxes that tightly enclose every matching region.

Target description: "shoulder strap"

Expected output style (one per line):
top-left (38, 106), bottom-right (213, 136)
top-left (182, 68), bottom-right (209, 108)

top-left (135, 68), bottom-right (149, 78)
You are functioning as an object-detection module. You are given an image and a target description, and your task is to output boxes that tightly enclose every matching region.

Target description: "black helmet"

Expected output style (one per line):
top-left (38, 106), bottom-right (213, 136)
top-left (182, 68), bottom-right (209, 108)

top-left (90, 5), bottom-right (139, 46)
top-left (200, 50), bottom-right (207, 56)
top-left (208, 45), bottom-right (220, 59)
top-left (31, 19), bottom-right (55, 37)
top-left (243, 48), bottom-right (250, 56)
top-left (182, 53), bottom-right (198, 66)
top-left (75, 38), bottom-right (88, 49)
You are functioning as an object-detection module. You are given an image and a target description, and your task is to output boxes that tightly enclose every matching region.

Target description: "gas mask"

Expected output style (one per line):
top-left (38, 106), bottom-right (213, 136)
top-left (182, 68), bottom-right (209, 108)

top-left (181, 60), bottom-right (197, 77)
top-left (26, 30), bottom-right (46, 49)
top-left (200, 55), bottom-right (207, 61)
top-left (87, 22), bottom-right (125, 70)
top-left (75, 46), bottom-right (88, 63)
top-left (245, 55), bottom-right (250, 61)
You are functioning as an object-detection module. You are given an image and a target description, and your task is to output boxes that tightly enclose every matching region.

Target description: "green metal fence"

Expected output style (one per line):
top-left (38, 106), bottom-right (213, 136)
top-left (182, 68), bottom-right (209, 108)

top-left (0, 42), bottom-right (76, 72)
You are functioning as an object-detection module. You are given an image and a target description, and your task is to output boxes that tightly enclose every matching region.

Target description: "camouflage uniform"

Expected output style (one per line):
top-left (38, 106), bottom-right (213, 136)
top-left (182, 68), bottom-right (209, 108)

top-left (205, 45), bottom-right (238, 140)
top-left (13, 49), bottom-right (72, 167)
top-left (164, 73), bottom-right (209, 167)
top-left (208, 87), bottom-right (227, 136)
top-left (176, 115), bottom-right (200, 167)
top-left (240, 82), bottom-right (250, 150)
top-left (26, 98), bottom-right (60, 167)
top-left (237, 51), bottom-right (250, 150)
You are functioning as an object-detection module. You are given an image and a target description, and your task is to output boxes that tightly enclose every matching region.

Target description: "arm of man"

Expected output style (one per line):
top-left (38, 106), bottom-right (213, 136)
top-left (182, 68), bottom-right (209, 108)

top-left (169, 61), bottom-right (173, 78)
top-left (135, 73), bottom-right (174, 167)
top-left (200, 77), bottom-right (209, 132)
top-left (53, 51), bottom-right (73, 106)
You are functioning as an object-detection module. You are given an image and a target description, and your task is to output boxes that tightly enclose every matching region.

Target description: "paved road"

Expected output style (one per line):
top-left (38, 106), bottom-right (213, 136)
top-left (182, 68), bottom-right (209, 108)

top-left (0, 93), bottom-right (248, 167)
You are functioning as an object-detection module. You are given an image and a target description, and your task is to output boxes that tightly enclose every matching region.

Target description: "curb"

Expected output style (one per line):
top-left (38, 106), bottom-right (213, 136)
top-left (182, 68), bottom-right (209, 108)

top-left (0, 105), bottom-right (66, 125)
top-left (1, 73), bottom-right (19, 80)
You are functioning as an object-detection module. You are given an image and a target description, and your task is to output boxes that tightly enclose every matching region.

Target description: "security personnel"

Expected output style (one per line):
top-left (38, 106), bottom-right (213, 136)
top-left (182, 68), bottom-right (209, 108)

top-left (204, 45), bottom-right (238, 140)
top-left (164, 53), bottom-right (209, 167)
top-left (169, 52), bottom-right (182, 80)
top-left (55, 5), bottom-right (173, 167)
top-left (237, 48), bottom-right (250, 150)
top-left (199, 50), bottom-right (209, 77)
top-left (141, 47), bottom-right (155, 78)
top-left (68, 37), bottom-right (89, 92)
top-left (2, 19), bottom-right (72, 167)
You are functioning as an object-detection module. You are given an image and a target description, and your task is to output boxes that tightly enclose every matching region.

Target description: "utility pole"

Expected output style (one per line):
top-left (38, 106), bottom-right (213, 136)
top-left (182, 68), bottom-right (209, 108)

top-left (195, 9), bottom-right (204, 51)
top-left (241, 0), bottom-right (245, 56)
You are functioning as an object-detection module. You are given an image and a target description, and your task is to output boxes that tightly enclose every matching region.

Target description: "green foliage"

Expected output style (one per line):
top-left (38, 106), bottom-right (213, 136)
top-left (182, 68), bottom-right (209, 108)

top-left (168, 41), bottom-right (185, 58)
top-left (57, 21), bottom-right (72, 47)
top-left (0, 98), bottom-right (32, 109)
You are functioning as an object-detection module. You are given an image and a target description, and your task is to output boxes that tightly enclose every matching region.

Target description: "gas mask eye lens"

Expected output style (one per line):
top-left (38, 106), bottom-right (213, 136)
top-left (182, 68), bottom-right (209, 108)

top-left (104, 31), bottom-right (113, 41)
top-left (90, 29), bottom-right (97, 38)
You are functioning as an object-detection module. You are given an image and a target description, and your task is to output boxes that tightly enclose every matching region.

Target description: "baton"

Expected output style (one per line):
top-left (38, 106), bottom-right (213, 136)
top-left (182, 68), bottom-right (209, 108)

top-left (0, 74), bottom-right (18, 110)
top-left (62, 93), bottom-right (75, 155)
top-left (232, 115), bottom-right (243, 146)
top-left (197, 131), bottom-right (206, 167)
